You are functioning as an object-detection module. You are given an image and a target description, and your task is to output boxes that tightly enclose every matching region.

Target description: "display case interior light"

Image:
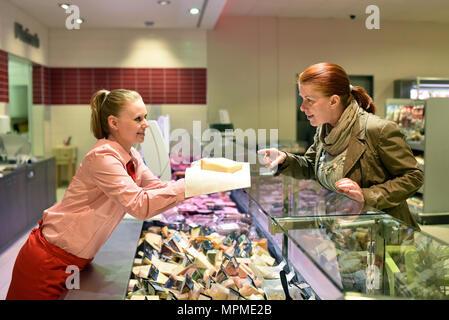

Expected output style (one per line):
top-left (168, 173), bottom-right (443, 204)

top-left (410, 88), bottom-right (449, 99)
top-left (189, 8), bottom-right (200, 15)
top-left (413, 84), bottom-right (449, 88)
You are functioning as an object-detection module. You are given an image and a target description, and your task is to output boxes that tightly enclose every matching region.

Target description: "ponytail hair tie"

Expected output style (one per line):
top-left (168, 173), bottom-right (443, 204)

top-left (102, 90), bottom-right (111, 106)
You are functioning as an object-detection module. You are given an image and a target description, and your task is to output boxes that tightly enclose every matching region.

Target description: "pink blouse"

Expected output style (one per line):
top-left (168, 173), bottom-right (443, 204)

top-left (42, 139), bottom-right (186, 259)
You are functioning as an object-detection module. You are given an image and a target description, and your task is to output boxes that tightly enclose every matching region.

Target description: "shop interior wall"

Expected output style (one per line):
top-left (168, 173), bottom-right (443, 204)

top-left (0, 0), bottom-right (49, 158)
top-left (0, 0), bottom-right (49, 67)
top-left (3, 2), bottom-right (449, 159)
top-left (207, 16), bottom-right (449, 141)
top-left (47, 28), bottom-right (208, 165)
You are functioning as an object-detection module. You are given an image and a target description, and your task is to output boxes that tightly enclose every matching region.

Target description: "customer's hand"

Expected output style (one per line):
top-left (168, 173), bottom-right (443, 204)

top-left (257, 148), bottom-right (287, 169)
top-left (335, 178), bottom-right (365, 203)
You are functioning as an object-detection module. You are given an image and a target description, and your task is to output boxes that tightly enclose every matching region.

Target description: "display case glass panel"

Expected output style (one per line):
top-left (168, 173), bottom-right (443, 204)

top-left (242, 166), bottom-right (449, 300)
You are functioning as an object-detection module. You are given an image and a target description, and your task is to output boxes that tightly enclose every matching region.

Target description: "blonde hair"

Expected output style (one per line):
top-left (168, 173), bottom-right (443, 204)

top-left (90, 89), bottom-right (142, 139)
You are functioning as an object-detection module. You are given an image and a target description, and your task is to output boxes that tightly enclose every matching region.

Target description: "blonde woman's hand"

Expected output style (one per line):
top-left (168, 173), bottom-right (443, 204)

top-left (335, 178), bottom-right (365, 203)
top-left (257, 148), bottom-right (287, 169)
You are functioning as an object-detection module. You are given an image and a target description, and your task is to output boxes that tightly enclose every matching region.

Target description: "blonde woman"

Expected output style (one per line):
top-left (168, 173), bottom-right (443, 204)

top-left (7, 89), bottom-right (187, 299)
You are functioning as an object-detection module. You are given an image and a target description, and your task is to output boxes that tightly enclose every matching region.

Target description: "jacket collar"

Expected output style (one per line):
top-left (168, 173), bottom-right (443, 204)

top-left (95, 138), bottom-right (134, 165)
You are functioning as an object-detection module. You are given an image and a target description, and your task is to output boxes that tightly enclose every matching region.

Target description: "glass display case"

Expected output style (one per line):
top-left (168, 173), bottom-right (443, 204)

top-left (63, 143), bottom-right (449, 300)
top-left (231, 166), bottom-right (449, 300)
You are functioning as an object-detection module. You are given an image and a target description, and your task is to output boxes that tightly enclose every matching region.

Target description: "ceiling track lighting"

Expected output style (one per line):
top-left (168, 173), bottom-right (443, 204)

top-left (189, 8), bottom-right (200, 15)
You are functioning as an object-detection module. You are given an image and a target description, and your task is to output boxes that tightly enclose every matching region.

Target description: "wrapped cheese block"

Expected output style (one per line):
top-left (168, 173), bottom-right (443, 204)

top-left (201, 158), bottom-right (243, 173)
top-left (208, 283), bottom-right (230, 300)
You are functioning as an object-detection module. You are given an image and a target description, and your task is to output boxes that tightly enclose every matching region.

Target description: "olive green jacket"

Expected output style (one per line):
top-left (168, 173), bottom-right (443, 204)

top-left (277, 109), bottom-right (424, 229)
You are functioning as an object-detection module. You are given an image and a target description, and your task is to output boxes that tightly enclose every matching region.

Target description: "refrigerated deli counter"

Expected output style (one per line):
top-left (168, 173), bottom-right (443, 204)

top-left (62, 164), bottom-right (449, 300)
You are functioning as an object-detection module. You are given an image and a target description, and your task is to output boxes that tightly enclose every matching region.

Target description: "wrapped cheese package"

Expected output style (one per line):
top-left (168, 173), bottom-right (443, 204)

top-left (201, 158), bottom-right (243, 173)
top-left (185, 159), bottom-right (250, 197)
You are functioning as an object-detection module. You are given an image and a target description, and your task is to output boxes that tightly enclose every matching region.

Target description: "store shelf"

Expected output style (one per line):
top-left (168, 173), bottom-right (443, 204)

top-left (387, 98), bottom-right (449, 224)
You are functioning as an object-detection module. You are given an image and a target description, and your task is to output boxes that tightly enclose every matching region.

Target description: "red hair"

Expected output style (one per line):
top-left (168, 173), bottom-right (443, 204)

top-left (298, 62), bottom-right (376, 114)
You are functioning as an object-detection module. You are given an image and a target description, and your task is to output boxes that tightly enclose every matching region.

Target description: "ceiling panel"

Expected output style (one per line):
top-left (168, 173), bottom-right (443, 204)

top-left (7, 0), bottom-right (226, 29)
top-left (7, 0), bottom-right (449, 30)
top-left (223, 0), bottom-right (449, 24)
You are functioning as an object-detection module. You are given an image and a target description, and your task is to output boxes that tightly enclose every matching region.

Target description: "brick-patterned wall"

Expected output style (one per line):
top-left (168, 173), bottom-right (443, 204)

top-left (0, 50), bottom-right (8, 103)
top-left (32, 64), bottom-right (50, 105)
top-left (33, 67), bottom-right (206, 105)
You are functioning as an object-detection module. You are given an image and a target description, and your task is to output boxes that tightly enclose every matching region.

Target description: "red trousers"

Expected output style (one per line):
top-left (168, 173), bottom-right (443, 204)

top-left (6, 220), bottom-right (92, 300)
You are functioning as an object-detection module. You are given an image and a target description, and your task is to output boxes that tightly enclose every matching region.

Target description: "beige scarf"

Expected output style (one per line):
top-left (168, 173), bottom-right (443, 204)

top-left (319, 99), bottom-right (359, 156)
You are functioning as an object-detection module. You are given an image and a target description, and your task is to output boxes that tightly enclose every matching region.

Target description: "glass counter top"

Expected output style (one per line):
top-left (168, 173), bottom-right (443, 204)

top-left (248, 162), bottom-right (382, 219)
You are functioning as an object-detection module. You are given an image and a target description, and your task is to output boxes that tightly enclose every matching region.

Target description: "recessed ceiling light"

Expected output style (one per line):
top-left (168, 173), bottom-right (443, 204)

top-left (157, 0), bottom-right (171, 5)
top-left (189, 8), bottom-right (200, 15)
top-left (76, 18), bottom-right (84, 24)
top-left (59, 3), bottom-right (69, 10)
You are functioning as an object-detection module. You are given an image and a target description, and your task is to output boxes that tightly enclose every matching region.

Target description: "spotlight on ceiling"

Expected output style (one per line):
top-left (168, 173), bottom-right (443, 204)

top-left (157, 0), bottom-right (171, 5)
top-left (59, 3), bottom-right (69, 10)
top-left (76, 18), bottom-right (84, 24)
top-left (189, 8), bottom-right (200, 15)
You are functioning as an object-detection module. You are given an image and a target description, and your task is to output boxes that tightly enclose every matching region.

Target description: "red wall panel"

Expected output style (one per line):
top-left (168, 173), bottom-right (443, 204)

top-left (0, 50), bottom-right (9, 103)
top-left (32, 67), bottom-right (207, 105)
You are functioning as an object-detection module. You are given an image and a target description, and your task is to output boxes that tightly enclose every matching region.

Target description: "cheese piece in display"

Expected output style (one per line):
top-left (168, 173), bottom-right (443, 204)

top-left (126, 192), bottom-right (315, 300)
top-left (201, 158), bottom-right (243, 173)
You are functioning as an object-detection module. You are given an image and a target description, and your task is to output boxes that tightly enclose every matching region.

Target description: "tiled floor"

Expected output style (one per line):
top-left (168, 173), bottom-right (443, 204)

top-left (1, 187), bottom-right (449, 300)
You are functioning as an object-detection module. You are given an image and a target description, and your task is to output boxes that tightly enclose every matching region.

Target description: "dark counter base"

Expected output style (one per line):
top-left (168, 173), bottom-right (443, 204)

top-left (0, 157), bottom-right (56, 252)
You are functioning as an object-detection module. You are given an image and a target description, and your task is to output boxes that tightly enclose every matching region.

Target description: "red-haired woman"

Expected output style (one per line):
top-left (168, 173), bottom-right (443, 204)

top-left (259, 62), bottom-right (423, 228)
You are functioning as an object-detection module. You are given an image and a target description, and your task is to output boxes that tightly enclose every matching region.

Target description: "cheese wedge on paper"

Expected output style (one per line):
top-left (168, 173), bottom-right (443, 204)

top-left (201, 158), bottom-right (243, 173)
top-left (145, 232), bottom-right (162, 252)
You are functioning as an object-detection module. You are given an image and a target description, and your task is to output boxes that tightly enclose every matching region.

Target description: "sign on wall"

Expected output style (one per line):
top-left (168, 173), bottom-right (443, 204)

top-left (14, 22), bottom-right (40, 48)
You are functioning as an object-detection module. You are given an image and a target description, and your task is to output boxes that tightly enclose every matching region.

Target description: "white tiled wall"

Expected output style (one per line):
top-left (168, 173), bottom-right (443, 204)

top-left (0, 102), bottom-right (6, 115)
top-left (48, 103), bottom-right (208, 166)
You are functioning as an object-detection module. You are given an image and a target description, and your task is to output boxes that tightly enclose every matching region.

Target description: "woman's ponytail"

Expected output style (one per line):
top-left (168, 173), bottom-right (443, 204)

top-left (90, 90), bottom-right (110, 139)
top-left (351, 86), bottom-right (376, 114)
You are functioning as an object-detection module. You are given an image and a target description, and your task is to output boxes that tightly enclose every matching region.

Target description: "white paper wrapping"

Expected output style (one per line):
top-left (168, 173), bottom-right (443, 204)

top-left (185, 162), bottom-right (251, 197)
